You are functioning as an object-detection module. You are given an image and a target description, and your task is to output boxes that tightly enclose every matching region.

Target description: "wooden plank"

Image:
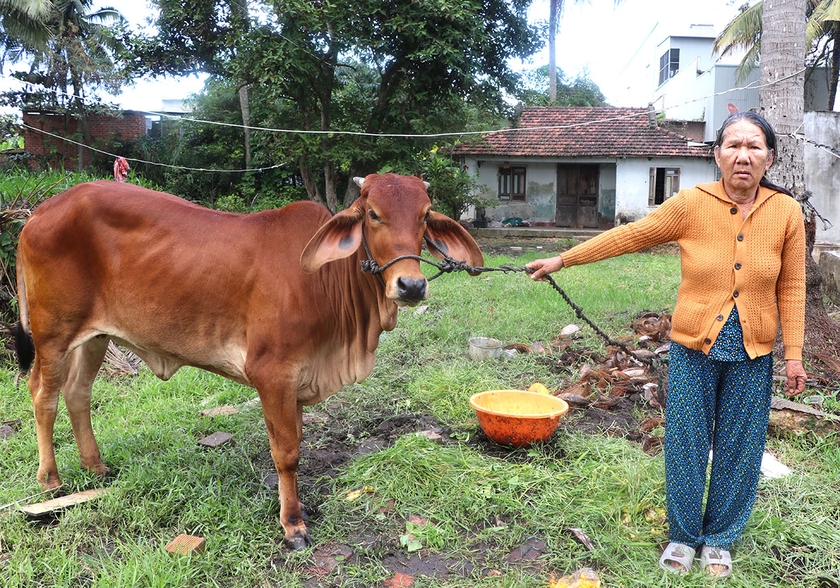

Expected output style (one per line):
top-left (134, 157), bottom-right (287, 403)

top-left (21, 488), bottom-right (111, 518)
top-left (197, 431), bottom-right (233, 447)
top-left (165, 534), bottom-right (206, 556)
top-left (200, 406), bottom-right (239, 417)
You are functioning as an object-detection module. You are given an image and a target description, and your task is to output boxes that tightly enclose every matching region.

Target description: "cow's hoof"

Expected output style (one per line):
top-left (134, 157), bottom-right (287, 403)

top-left (283, 532), bottom-right (313, 551)
top-left (38, 472), bottom-right (63, 492)
top-left (85, 462), bottom-right (111, 477)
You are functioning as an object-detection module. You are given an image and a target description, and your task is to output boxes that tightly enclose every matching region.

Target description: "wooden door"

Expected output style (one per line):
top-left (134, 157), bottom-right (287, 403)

top-left (555, 164), bottom-right (599, 228)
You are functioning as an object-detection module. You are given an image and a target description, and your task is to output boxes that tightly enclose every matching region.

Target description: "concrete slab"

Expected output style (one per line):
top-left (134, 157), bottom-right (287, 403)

top-left (819, 250), bottom-right (840, 304)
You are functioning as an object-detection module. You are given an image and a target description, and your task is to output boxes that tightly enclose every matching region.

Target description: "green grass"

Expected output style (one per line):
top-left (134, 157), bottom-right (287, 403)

top-left (1, 248), bottom-right (838, 587)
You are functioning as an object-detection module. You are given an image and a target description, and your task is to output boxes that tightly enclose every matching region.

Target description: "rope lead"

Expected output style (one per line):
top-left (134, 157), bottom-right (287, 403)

top-left (360, 243), bottom-right (654, 366)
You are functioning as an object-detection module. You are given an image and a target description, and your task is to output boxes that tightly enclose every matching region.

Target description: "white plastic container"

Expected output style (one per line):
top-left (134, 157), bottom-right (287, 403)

top-left (468, 337), bottom-right (503, 360)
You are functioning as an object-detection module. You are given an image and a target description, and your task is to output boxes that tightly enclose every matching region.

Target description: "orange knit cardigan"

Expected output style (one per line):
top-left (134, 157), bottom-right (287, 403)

top-left (560, 181), bottom-right (806, 360)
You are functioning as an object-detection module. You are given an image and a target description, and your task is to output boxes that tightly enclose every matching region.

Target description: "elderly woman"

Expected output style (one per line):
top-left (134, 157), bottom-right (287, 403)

top-left (527, 111), bottom-right (806, 578)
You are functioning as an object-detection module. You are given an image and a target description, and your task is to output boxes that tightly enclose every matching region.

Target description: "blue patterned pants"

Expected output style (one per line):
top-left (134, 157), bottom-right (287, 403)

top-left (664, 342), bottom-right (773, 550)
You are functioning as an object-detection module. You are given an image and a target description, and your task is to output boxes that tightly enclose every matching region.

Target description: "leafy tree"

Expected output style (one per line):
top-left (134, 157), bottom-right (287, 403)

top-left (0, 0), bottom-right (52, 68)
top-left (128, 0), bottom-right (541, 213)
top-left (1, 0), bottom-right (128, 158)
top-left (515, 65), bottom-right (607, 106)
top-left (394, 146), bottom-right (485, 221)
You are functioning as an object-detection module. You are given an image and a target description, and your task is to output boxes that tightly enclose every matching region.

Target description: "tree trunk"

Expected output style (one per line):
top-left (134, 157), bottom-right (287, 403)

top-left (324, 160), bottom-right (337, 214)
top-left (760, 0), bottom-right (838, 358)
top-left (299, 154), bottom-right (326, 207)
top-left (239, 84), bottom-right (252, 168)
top-left (343, 165), bottom-right (364, 208)
top-left (549, 0), bottom-right (561, 103)
top-left (229, 0), bottom-right (252, 169)
top-left (760, 0), bottom-right (805, 196)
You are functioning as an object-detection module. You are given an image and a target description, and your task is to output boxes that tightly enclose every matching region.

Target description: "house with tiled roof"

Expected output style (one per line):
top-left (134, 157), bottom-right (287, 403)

top-left (452, 106), bottom-right (715, 228)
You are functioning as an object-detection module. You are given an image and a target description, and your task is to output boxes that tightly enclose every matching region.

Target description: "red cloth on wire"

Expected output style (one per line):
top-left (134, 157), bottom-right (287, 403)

top-left (114, 157), bottom-right (130, 182)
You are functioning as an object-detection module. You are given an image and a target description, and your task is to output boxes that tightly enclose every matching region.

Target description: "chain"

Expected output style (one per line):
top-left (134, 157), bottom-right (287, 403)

top-left (361, 241), bottom-right (654, 365)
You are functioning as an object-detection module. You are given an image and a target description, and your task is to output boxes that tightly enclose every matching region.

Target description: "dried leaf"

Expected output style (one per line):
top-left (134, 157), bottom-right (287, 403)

top-left (562, 380), bottom-right (592, 398)
top-left (639, 417), bottom-right (665, 432)
top-left (643, 383), bottom-right (662, 409)
top-left (530, 341), bottom-right (547, 354)
top-left (559, 392), bottom-right (592, 407)
top-left (504, 343), bottom-right (531, 354)
top-left (642, 436), bottom-right (664, 455)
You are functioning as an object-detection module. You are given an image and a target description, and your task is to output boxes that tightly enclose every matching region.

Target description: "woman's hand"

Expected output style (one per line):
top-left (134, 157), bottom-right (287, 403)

top-left (784, 359), bottom-right (807, 397)
top-left (525, 255), bottom-right (564, 281)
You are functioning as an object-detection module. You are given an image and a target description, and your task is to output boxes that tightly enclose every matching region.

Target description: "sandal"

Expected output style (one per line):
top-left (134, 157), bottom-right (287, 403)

top-left (659, 542), bottom-right (696, 575)
top-left (700, 545), bottom-right (733, 578)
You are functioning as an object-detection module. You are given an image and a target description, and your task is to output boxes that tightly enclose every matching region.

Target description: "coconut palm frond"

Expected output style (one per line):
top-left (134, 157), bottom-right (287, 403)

top-left (83, 7), bottom-right (125, 26)
top-left (734, 43), bottom-right (761, 83)
top-left (103, 341), bottom-right (142, 377)
top-left (714, 1), bottom-right (763, 56)
top-left (0, 0), bottom-right (53, 19)
top-left (809, 0), bottom-right (840, 39)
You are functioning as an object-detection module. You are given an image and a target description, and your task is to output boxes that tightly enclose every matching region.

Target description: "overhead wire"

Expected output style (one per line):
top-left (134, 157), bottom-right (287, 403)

top-left (7, 65), bottom-right (840, 175)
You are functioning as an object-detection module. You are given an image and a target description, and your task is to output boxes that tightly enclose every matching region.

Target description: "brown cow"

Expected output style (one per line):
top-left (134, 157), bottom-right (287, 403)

top-left (14, 173), bottom-right (483, 549)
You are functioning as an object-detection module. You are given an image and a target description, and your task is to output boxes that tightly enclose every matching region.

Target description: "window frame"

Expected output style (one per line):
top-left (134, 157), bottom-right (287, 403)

top-left (658, 48), bottom-right (680, 86)
top-left (498, 166), bottom-right (526, 201)
top-left (648, 167), bottom-right (681, 206)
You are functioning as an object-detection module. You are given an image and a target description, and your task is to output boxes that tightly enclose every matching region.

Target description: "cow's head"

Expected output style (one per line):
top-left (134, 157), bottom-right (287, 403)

top-left (300, 173), bottom-right (483, 306)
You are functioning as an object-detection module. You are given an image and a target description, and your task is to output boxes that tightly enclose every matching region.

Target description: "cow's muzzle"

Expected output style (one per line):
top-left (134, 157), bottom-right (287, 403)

top-left (395, 276), bottom-right (428, 302)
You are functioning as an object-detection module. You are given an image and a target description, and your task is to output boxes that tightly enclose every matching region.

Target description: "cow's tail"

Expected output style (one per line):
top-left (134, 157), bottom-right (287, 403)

top-left (14, 255), bottom-right (35, 374)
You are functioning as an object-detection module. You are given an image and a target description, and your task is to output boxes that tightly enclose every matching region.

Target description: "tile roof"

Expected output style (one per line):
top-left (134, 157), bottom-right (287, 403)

top-left (452, 106), bottom-right (712, 159)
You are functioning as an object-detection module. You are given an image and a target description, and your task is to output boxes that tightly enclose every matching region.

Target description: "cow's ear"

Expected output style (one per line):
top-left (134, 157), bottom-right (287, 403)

top-left (300, 206), bottom-right (365, 273)
top-left (425, 211), bottom-right (484, 274)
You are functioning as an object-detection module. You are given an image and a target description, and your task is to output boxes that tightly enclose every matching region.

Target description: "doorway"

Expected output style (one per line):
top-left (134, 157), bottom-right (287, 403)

top-left (555, 164), bottom-right (599, 228)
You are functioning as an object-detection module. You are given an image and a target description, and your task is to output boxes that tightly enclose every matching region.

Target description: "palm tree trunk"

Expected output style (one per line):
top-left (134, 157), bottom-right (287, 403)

top-left (549, 0), bottom-right (561, 102)
top-left (760, 0), bottom-right (833, 335)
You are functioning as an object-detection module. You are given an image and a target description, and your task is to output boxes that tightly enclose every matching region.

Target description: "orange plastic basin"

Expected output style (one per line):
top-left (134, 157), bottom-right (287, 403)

top-left (469, 390), bottom-right (569, 447)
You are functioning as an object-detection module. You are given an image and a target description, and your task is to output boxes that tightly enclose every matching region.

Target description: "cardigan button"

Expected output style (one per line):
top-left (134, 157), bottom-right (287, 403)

top-left (734, 262), bottom-right (742, 270)
top-left (737, 234), bottom-right (744, 241)
top-left (730, 207), bottom-right (738, 214)
top-left (704, 338), bottom-right (712, 344)
top-left (733, 290), bottom-right (740, 298)
top-left (717, 314), bottom-right (724, 321)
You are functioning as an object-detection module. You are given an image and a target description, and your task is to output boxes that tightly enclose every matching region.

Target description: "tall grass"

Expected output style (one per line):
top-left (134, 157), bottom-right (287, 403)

top-left (0, 247), bottom-right (837, 587)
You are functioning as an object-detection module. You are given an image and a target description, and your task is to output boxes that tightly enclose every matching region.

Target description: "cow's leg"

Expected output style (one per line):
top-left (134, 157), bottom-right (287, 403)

top-left (255, 380), bottom-right (311, 550)
top-left (63, 337), bottom-right (110, 477)
top-left (28, 352), bottom-right (66, 490)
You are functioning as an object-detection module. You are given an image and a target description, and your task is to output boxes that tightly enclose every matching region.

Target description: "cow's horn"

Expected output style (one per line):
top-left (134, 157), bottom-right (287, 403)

top-left (353, 177), bottom-right (365, 188)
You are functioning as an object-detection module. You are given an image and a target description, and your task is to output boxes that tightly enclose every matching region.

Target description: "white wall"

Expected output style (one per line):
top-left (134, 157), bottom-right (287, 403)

top-left (805, 112), bottom-right (840, 252)
top-left (462, 155), bottom-right (717, 226)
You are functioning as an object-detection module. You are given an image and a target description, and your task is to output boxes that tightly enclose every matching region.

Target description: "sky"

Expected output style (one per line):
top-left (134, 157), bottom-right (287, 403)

top-left (521, 0), bottom-right (748, 106)
top-left (6, 0), bottom-right (750, 112)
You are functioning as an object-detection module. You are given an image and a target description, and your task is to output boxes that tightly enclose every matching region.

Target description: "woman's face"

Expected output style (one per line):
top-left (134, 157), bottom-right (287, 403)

top-left (714, 119), bottom-right (774, 197)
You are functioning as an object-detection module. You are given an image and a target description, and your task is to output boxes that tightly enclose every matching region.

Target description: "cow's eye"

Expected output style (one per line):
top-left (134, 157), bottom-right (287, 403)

top-left (368, 210), bottom-right (380, 222)
top-left (424, 211), bottom-right (430, 223)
